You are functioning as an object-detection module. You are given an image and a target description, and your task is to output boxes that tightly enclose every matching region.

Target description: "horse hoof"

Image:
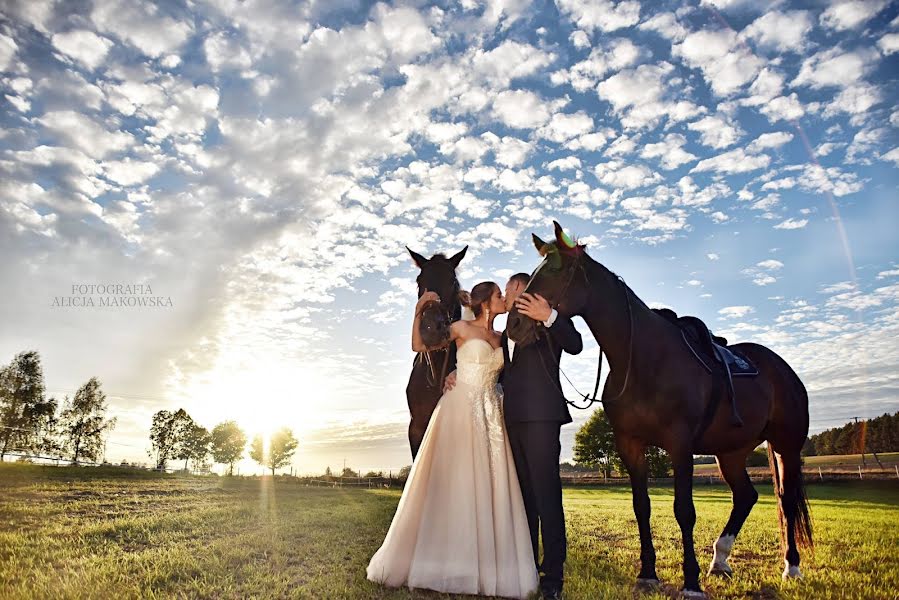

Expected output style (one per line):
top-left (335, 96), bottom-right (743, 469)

top-left (782, 564), bottom-right (802, 580)
top-left (634, 578), bottom-right (660, 591)
top-left (708, 562), bottom-right (733, 578)
top-left (680, 588), bottom-right (707, 599)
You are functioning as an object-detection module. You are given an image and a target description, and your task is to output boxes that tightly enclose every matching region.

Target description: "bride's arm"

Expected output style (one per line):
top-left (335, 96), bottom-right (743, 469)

top-left (411, 291), bottom-right (439, 352)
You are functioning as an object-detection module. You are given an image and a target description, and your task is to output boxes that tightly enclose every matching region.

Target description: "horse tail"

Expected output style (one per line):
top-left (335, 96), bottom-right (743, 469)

top-left (767, 443), bottom-right (813, 551)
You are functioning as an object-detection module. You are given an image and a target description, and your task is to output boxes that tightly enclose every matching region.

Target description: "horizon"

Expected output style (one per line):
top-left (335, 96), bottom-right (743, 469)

top-left (1, 0), bottom-right (897, 475)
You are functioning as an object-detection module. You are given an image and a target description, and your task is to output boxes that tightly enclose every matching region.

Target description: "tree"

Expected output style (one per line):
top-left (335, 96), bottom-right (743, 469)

top-left (58, 377), bottom-right (117, 463)
top-left (268, 427), bottom-right (299, 476)
top-left (573, 409), bottom-right (618, 478)
top-left (398, 465), bottom-right (412, 479)
top-left (0, 351), bottom-right (57, 459)
top-left (181, 423), bottom-right (210, 471)
top-left (249, 434), bottom-right (265, 472)
top-left (210, 421), bottom-right (247, 475)
top-left (149, 409), bottom-right (192, 469)
top-left (342, 467), bottom-right (359, 478)
top-left (645, 446), bottom-right (672, 478)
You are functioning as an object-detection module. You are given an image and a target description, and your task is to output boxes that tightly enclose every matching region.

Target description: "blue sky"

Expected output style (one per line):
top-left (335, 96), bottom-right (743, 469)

top-left (0, 0), bottom-right (897, 474)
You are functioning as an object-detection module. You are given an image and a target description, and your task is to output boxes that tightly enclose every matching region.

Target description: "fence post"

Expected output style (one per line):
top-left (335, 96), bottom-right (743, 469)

top-left (858, 465), bottom-right (863, 480)
top-left (818, 466), bottom-right (823, 481)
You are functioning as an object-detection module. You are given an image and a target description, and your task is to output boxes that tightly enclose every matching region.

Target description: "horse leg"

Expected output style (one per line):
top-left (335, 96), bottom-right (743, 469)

top-left (769, 444), bottom-right (812, 580)
top-left (672, 448), bottom-right (703, 597)
top-left (617, 436), bottom-right (658, 585)
top-left (709, 450), bottom-right (758, 577)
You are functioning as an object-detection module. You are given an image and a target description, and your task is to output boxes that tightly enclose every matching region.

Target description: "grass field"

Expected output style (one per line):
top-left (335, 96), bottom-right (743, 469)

top-left (0, 464), bottom-right (896, 599)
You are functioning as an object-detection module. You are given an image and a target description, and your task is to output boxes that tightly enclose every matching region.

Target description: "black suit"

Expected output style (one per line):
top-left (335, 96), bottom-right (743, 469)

top-left (500, 314), bottom-right (582, 591)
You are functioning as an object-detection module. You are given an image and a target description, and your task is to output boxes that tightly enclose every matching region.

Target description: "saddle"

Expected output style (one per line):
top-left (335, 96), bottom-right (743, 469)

top-left (651, 308), bottom-right (759, 428)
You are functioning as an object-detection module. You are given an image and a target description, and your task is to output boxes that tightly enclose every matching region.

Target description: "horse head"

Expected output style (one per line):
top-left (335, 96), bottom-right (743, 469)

top-left (407, 245), bottom-right (468, 350)
top-left (507, 220), bottom-right (590, 346)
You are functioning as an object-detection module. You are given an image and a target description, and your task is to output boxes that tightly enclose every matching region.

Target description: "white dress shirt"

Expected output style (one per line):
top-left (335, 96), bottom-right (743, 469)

top-left (508, 308), bottom-right (557, 361)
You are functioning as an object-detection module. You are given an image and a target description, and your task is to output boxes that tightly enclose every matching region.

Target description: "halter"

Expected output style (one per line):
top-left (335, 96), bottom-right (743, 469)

top-left (415, 298), bottom-right (453, 390)
top-left (522, 255), bottom-right (634, 409)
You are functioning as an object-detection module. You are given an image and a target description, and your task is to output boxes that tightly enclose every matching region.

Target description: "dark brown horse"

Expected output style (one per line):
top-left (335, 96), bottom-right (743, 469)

top-left (405, 246), bottom-right (467, 459)
top-left (507, 221), bottom-right (811, 598)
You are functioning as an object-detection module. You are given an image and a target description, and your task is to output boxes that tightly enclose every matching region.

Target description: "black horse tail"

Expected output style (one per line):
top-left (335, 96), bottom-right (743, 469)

top-left (767, 443), bottom-right (813, 550)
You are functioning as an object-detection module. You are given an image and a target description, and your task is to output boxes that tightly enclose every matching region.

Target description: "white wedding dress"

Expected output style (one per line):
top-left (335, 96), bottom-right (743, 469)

top-left (366, 338), bottom-right (539, 599)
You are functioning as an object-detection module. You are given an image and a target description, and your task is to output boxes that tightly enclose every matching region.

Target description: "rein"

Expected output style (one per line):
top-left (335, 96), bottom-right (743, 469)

top-left (529, 261), bottom-right (634, 410)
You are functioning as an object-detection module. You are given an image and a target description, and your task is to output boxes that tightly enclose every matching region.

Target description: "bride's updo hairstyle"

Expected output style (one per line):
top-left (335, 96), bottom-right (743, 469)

top-left (465, 281), bottom-right (498, 318)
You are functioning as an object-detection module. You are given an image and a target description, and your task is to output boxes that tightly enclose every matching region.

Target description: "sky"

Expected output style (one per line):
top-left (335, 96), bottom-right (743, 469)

top-left (0, 0), bottom-right (897, 475)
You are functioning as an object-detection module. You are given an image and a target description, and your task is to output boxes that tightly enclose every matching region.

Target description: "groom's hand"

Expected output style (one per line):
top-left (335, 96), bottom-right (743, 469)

top-left (443, 371), bottom-right (457, 393)
top-left (515, 292), bottom-right (552, 322)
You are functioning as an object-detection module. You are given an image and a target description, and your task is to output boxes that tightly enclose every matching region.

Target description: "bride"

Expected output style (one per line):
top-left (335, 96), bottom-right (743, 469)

top-left (366, 281), bottom-right (539, 599)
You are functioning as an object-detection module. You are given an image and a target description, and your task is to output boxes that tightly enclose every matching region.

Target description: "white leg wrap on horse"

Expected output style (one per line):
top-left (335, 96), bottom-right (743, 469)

top-left (782, 559), bottom-right (802, 580)
top-left (710, 534), bottom-right (735, 574)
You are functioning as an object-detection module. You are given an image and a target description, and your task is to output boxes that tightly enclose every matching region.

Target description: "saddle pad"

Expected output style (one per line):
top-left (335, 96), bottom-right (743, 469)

top-left (680, 331), bottom-right (759, 376)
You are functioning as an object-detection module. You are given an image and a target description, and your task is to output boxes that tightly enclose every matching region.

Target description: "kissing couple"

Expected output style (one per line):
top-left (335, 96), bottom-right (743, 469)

top-left (367, 268), bottom-right (583, 599)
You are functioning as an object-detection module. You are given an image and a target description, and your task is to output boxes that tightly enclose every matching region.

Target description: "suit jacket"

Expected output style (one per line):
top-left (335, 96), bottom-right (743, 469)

top-left (499, 314), bottom-right (583, 424)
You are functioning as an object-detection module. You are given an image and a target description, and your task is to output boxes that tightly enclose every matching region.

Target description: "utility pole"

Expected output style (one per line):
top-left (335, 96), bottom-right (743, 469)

top-left (852, 417), bottom-right (866, 467)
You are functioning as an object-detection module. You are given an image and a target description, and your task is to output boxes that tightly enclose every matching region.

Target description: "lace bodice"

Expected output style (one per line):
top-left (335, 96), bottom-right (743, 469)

top-left (456, 338), bottom-right (504, 387)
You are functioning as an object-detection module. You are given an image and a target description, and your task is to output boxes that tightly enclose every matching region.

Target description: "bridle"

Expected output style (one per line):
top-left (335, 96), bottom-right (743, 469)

top-left (415, 298), bottom-right (453, 390)
top-left (521, 254), bottom-right (634, 409)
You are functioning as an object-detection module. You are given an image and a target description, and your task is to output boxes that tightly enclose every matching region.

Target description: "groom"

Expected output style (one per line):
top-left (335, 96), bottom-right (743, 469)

top-left (445, 273), bottom-right (582, 600)
top-left (501, 273), bottom-right (582, 600)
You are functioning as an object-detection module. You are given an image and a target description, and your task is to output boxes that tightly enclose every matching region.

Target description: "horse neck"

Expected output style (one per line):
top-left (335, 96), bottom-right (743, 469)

top-left (580, 256), bottom-right (650, 374)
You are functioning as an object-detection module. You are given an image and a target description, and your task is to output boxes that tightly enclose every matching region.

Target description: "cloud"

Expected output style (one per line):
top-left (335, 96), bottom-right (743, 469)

top-left (596, 61), bottom-right (690, 129)
top-left (746, 131), bottom-right (793, 153)
top-left (741, 10), bottom-right (814, 53)
top-left (594, 161), bottom-right (661, 190)
top-left (793, 47), bottom-right (880, 89)
top-left (50, 30), bottom-right (114, 70)
top-left (673, 29), bottom-right (764, 96)
top-left (638, 12), bottom-right (687, 42)
top-left (774, 218), bottom-right (809, 229)
top-left (38, 111), bottom-right (134, 159)
top-left (878, 33), bottom-right (899, 55)
top-left (491, 90), bottom-right (553, 129)
top-left (688, 115), bottom-right (743, 149)
top-left (718, 305), bottom-right (755, 318)
top-left (91, 0), bottom-right (193, 58)
top-left (820, 0), bottom-right (888, 31)
top-left (691, 148), bottom-right (771, 174)
top-left (556, 0), bottom-right (641, 33)
top-left (640, 134), bottom-right (697, 170)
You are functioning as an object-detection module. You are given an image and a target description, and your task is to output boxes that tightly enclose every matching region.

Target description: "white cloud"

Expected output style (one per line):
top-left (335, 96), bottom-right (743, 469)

top-left (50, 30), bottom-right (114, 70)
top-left (774, 218), bottom-right (809, 230)
top-left (746, 131), bottom-right (793, 153)
top-left (707, 253), bottom-right (719, 260)
top-left (103, 158), bottom-right (161, 186)
top-left (638, 12), bottom-right (687, 42)
top-left (640, 133), bottom-right (697, 170)
top-left (0, 34), bottom-right (19, 72)
top-left (556, 0), bottom-right (641, 33)
top-left (537, 111), bottom-right (594, 142)
top-left (691, 148), bottom-right (771, 174)
top-left (546, 156), bottom-right (582, 171)
top-left (491, 90), bottom-right (552, 129)
top-left (757, 259), bottom-right (784, 270)
top-left (741, 11), bottom-right (813, 53)
top-left (38, 111), bottom-right (134, 159)
top-left (688, 115), bottom-right (743, 149)
top-left (793, 47), bottom-right (880, 89)
top-left (596, 61), bottom-right (679, 129)
top-left (820, 0), bottom-right (888, 31)
top-left (673, 29), bottom-right (764, 96)
top-left (91, 0), bottom-right (193, 58)
top-left (719, 305), bottom-right (755, 318)
top-left (878, 33), bottom-right (899, 55)
top-left (759, 93), bottom-right (805, 122)
top-left (594, 161), bottom-right (661, 190)
top-left (881, 147), bottom-right (899, 166)
top-left (203, 32), bottom-right (254, 72)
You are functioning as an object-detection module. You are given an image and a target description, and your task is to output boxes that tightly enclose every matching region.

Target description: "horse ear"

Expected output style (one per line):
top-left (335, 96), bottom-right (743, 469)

top-left (532, 234), bottom-right (546, 253)
top-left (448, 245), bottom-right (468, 269)
top-left (407, 247), bottom-right (428, 269)
top-left (553, 220), bottom-right (576, 249)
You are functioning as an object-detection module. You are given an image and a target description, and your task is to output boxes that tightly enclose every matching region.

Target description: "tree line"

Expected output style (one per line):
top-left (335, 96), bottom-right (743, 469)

top-left (149, 410), bottom-right (299, 476)
top-left (0, 350), bottom-right (300, 476)
top-left (0, 351), bottom-right (116, 463)
top-left (802, 411), bottom-right (899, 456)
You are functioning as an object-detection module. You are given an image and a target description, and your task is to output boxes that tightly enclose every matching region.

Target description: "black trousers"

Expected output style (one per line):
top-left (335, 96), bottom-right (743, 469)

top-left (505, 420), bottom-right (566, 588)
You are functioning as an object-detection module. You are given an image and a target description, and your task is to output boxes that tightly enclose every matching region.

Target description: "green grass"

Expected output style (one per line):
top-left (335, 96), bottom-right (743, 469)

top-left (1, 464), bottom-right (896, 599)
